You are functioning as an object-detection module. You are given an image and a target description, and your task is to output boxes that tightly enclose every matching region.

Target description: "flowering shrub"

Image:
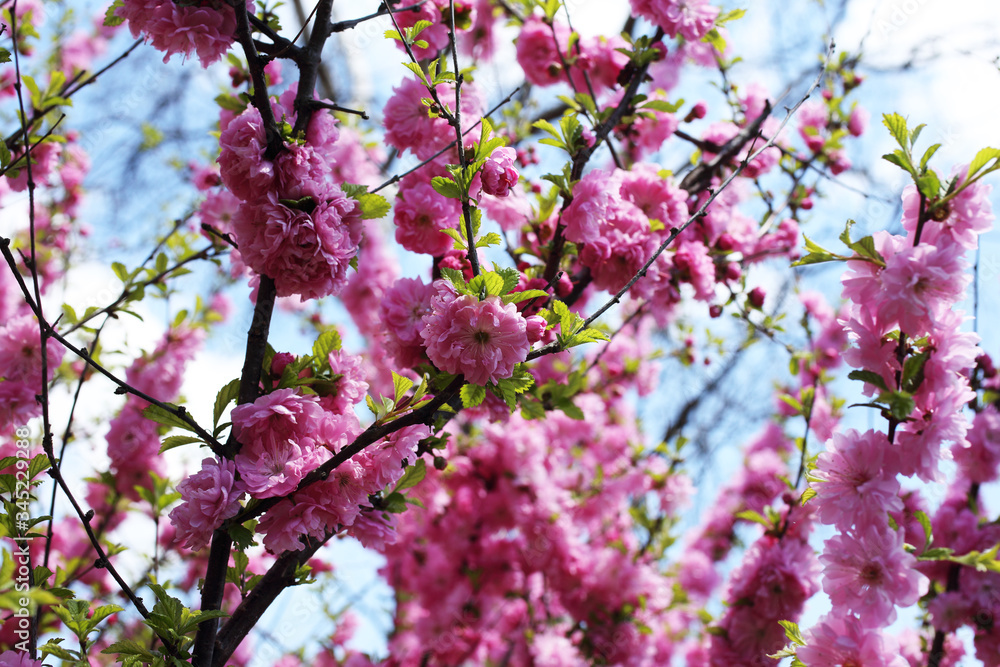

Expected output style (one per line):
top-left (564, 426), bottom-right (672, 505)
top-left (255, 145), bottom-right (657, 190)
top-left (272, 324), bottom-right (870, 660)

top-left (1, 1), bottom-right (999, 667)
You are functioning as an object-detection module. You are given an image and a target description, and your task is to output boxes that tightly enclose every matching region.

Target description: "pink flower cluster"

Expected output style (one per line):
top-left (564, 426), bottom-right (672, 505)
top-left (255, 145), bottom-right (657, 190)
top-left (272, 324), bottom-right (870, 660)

top-left (421, 286), bottom-right (530, 386)
top-left (514, 16), bottom-right (629, 94)
top-left (106, 326), bottom-right (203, 500)
top-left (0, 315), bottom-right (64, 433)
top-left (383, 77), bottom-right (483, 160)
top-left (256, 423), bottom-right (429, 553)
top-left (804, 167), bottom-right (994, 656)
top-left (562, 165), bottom-right (689, 292)
top-left (629, 0), bottom-right (719, 41)
top-left (116, 0), bottom-right (245, 66)
top-left (169, 457), bottom-right (244, 551)
top-left (218, 91), bottom-right (363, 300)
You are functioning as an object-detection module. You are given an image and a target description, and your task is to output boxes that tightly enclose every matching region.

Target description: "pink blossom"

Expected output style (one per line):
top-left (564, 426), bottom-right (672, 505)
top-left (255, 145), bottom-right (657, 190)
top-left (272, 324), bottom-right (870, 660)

top-left (322, 350), bottom-right (370, 415)
top-left (953, 408), bottom-right (1000, 483)
top-left (217, 105), bottom-right (274, 202)
top-left (380, 277), bottom-right (437, 368)
top-left (341, 229), bottom-right (399, 338)
top-left (480, 147), bottom-right (519, 197)
top-left (389, 0), bottom-right (450, 60)
top-left (348, 512), bottom-right (398, 551)
top-left (798, 614), bottom-right (909, 667)
top-left (0, 314), bottom-right (65, 385)
top-left (821, 524), bottom-right (927, 625)
top-left (421, 288), bottom-right (530, 385)
top-left (383, 77), bottom-right (483, 160)
top-left (515, 16), bottom-right (569, 87)
top-left (0, 650), bottom-right (43, 666)
top-left (231, 389), bottom-right (335, 498)
top-left (169, 458), bottom-right (244, 551)
top-left (620, 163), bottom-right (689, 228)
top-left (630, 0), bottom-right (719, 41)
top-left (812, 429), bottom-right (902, 532)
top-left (879, 242), bottom-right (969, 335)
top-left (847, 105), bottom-right (869, 136)
top-left (480, 184), bottom-right (533, 231)
top-left (901, 175), bottom-right (993, 250)
top-left (393, 177), bottom-right (460, 256)
top-left (232, 189), bottom-right (362, 300)
top-left (672, 240), bottom-right (716, 300)
top-left (568, 34), bottom-right (630, 93)
top-left (116, 0), bottom-right (240, 66)
top-left (562, 169), bottom-right (629, 245)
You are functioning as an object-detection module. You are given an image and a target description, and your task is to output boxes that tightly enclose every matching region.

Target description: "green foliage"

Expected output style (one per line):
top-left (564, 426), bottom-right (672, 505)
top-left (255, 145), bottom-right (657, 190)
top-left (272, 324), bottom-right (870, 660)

top-left (341, 184), bottom-right (391, 220)
top-left (539, 300), bottom-right (610, 350)
top-left (103, 0), bottom-right (125, 26)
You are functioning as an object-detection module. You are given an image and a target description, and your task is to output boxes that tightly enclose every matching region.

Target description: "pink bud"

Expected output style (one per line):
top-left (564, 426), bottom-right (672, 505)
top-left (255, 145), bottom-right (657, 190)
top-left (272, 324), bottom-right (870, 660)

top-left (481, 147), bottom-right (519, 197)
top-left (525, 315), bottom-right (547, 344)
top-left (748, 287), bottom-right (766, 309)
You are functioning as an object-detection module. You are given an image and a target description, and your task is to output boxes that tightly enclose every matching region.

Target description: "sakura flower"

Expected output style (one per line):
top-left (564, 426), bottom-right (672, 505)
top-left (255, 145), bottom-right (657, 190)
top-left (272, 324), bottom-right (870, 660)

top-left (116, 0), bottom-right (241, 67)
top-left (629, 0), bottom-right (718, 41)
top-left (421, 287), bottom-right (530, 385)
top-left (812, 428), bottom-right (903, 532)
top-left (798, 614), bottom-right (909, 667)
top-left (231, 189), bottom-right (362, 300)
top-left (480, 147), bottom-right (519, 197)
top-left (380, 277), bottom-right (437, 368)
top-left (169, 458), bottom-right (244, 551)
top-left (217, 105), bottom-right (274, 202)
top-left (821, 524), bottom-right (927, 625)
top-left (0, 650), bottom-right (43, 666)
top-left (231, 389), bottom-right (335, 498)
top-left (393, 178), bottom-right (460, 256)
top-left (515, 16), bottom-right (569, 87)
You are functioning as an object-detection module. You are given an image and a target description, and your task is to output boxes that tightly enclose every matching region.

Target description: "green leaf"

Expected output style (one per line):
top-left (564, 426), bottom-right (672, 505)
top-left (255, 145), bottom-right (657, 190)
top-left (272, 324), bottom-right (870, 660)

top-left (383, 492), bottom-right (408, 513)
top-left (555, 398), bottom-right (584, 420)
top-left (468, 271), bottom-right (505, 298)
top-left (735, 509), bottom-right (772, 529)
top-left (461, 384), bottom-right (486, 408)
top-left (778, 620), bottom-right (805, 646)
top-left (111, 261), bottom-right (130, 284)
top-left (392, 372), bottom-right (414, 405)
top-left (715, 8), bottom-right (747, 24)
top-left (475, 232), bottom-right (503, 249)
top-left (642, 99), bottom-right (684, 113)
top-left (0, 48), bottom-right (10, 65)
top-left (503, 289), bottom-right (548, 305)
top-left (393, 458), bottom-right (426, 493)
top-left (229, 523), bottom-right (256, 550)
top-left (27, 453), bottom-right (50, 480)
top-left (40, 640), bottom-right (77, 661)
top-left (440, 267), bottom-right (470, 294)
top-left (916, 171), bottom-right (941, 199)
top-left (876, 390), bottom-right (916, 421)
top-left (919, 143), bottom-right (941, 171)
top-left (882, 150), bottom-right (914, 175)
top-left (901, 350), bottom-right (929, 393)
top-left (967, 147), bottom-right (1000, 181)
top-left (312, 328), bottom-right (342, 364)
top-left (847, 369), bottom-right (889, 392)
top-left (213, 378), bottom-right (241, 428)
top-left (914, 510), bottom-right (932, 549)
top-left (159, 435), bottom-right (203, 454)
top-left (142, 404), bottom-right (197, 433)
top-left (431, 176), bottom-right (463, 200)
top-left (103, 0), bottom-right (125, 26)
top-left (882, 113), bottom-right (909, 150)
